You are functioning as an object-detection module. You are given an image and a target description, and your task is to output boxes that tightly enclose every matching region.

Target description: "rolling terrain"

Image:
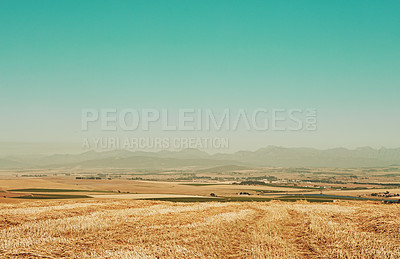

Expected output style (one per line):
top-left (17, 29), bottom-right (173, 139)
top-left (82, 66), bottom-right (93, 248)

top-left (2, 146), bottom-right (400, 169)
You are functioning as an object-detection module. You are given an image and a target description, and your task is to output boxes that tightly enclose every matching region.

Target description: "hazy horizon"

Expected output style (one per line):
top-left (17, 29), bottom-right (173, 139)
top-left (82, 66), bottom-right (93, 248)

top-left (1, 141), bottom-right (400, 157)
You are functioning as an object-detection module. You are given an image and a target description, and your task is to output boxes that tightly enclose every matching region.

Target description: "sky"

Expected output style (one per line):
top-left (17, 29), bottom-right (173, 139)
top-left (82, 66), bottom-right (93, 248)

top-left (0, 1), bottom-right (399, 153)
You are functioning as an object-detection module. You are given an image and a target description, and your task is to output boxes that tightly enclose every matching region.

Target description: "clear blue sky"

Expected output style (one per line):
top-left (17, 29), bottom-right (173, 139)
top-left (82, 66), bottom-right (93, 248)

top-left (0, 1), bottom-right (399, 150)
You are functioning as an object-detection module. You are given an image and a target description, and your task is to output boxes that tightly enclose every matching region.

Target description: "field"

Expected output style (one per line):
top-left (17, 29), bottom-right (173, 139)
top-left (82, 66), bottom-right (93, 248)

top-left (1, 167), bottom-right (400, 258)
top-left (2, 165), bottom-right (400, 206)
top-left (1, 199), bottom-right (399, 258)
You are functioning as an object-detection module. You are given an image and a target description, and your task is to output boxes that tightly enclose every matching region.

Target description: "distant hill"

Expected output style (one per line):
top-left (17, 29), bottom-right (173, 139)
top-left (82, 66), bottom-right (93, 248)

top-left (0, 158), bottom-right (28, 169)
top-left (64, 156), bottom-right (241, 169)
top-left (1, 146), bottom-right (400, 169)
top-left (213, 146), bottom-right (400, 167)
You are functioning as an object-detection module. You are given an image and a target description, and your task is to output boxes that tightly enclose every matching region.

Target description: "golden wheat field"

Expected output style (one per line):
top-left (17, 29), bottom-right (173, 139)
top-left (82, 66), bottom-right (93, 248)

top-left (0, 199), bottom-right (399, 258)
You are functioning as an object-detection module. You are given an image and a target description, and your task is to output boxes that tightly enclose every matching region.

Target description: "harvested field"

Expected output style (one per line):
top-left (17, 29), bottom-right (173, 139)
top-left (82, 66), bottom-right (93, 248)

top-left (1, 199), bottom-right (399, 258)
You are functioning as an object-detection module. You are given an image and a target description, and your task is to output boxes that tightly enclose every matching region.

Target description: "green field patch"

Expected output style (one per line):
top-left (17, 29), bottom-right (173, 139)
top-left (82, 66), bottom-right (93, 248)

top-left (15, 193), bottom-right (91, 199)
top-left (9, 188), bottom-right (112, 193)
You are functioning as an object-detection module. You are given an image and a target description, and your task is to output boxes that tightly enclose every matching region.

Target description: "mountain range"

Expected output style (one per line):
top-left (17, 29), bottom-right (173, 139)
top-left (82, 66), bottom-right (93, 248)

top-left (1, 146), bottom-right (400, 169)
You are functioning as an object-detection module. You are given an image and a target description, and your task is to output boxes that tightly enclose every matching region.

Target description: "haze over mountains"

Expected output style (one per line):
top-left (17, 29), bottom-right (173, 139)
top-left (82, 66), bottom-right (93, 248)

top-left (1, 146), bottom-right (400, 169)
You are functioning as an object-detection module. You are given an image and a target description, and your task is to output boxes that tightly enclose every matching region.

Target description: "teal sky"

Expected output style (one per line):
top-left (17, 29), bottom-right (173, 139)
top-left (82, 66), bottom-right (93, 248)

top-left (0, 1), bottom-right (399, 151)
